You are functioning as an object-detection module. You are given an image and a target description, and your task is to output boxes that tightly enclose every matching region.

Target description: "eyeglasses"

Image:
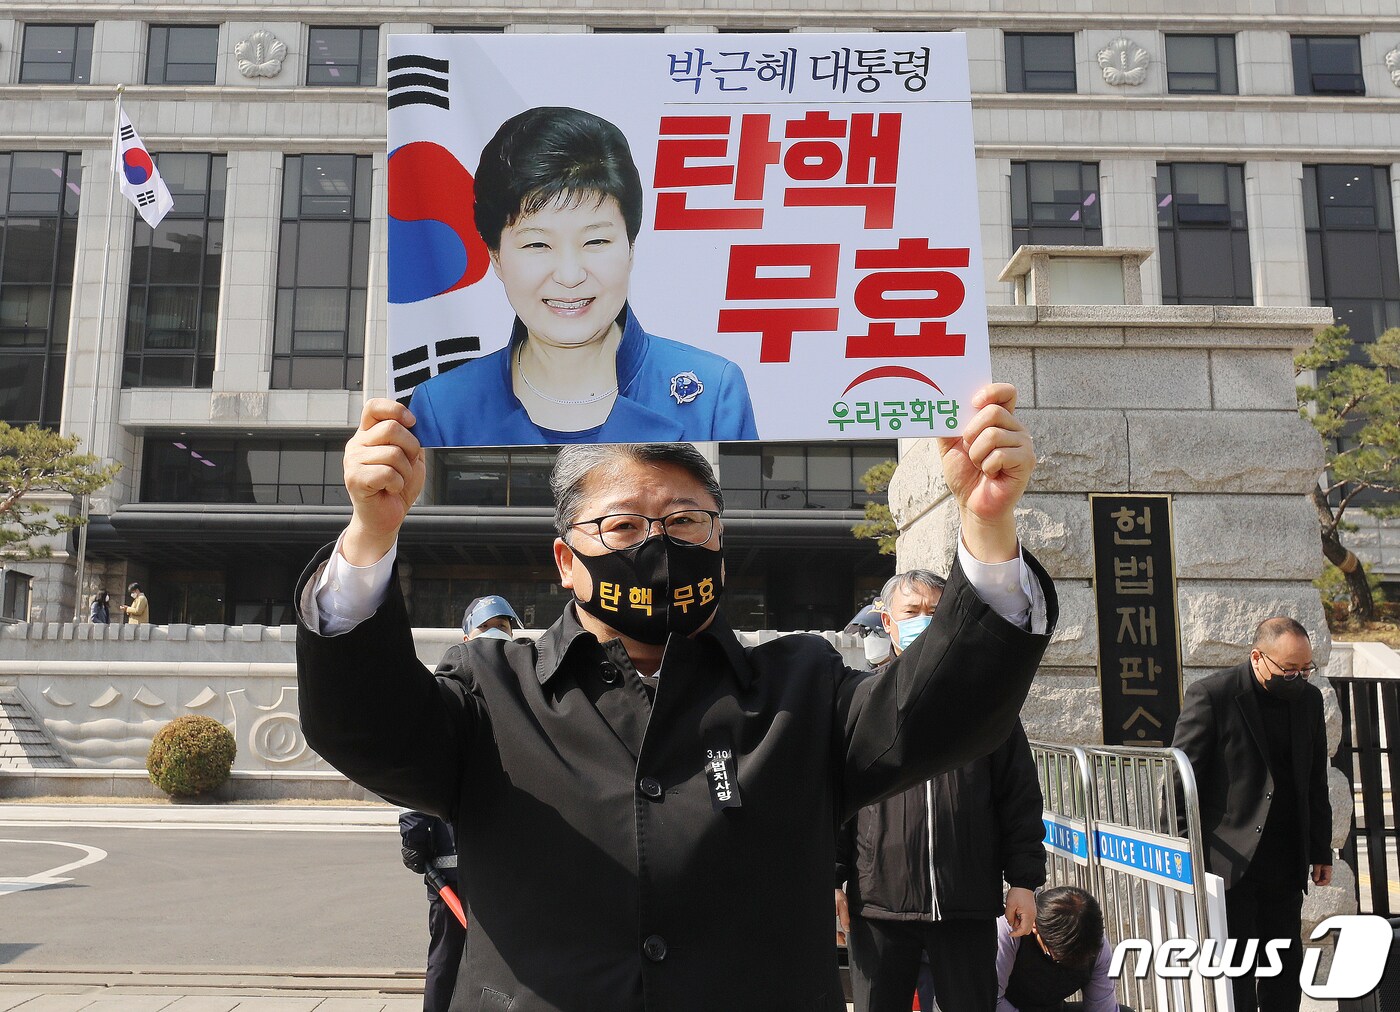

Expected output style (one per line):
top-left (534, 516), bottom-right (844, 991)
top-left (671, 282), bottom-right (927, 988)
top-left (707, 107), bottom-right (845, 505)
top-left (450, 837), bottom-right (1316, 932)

top-left (569, 509), bottom-right (720, 551)
top-left (1032, 927), bottom-right (1057, 962)
top-left (1259, 652), bottom-right (1318, 681)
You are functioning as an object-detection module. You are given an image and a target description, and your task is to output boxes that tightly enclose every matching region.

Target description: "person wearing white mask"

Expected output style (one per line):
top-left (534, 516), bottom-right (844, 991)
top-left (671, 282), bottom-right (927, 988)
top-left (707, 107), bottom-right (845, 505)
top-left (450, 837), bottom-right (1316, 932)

top-left (844, 601), bottom-right (893, 670)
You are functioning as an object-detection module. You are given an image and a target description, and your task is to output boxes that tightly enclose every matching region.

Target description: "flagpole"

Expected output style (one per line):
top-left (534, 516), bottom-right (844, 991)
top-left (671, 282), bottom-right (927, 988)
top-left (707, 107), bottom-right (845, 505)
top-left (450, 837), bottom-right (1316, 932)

top-left (72, 84), bottom-right (124, 622)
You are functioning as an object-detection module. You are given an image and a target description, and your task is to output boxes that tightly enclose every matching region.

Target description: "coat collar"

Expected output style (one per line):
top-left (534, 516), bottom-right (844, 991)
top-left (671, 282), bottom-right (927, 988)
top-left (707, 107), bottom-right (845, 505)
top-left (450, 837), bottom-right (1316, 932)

top-left (533, 602), bottom-right (755, 690)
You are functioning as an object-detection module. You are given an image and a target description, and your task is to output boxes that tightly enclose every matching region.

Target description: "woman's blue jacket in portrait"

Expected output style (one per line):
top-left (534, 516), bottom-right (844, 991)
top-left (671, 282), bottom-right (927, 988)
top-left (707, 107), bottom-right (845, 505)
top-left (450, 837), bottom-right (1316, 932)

top-left (407, 306), bottom-right (760, 446)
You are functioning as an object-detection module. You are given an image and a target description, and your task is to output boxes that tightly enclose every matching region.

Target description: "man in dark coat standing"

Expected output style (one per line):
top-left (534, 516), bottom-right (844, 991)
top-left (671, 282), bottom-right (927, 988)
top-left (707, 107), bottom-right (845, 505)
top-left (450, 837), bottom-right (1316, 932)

top-left (296, 385), bottom-right (1055, 1012)
top-left (836, 570), bottom-right (1046, 1012)
top-left (1170, 616), bottom-right (1333, 1012)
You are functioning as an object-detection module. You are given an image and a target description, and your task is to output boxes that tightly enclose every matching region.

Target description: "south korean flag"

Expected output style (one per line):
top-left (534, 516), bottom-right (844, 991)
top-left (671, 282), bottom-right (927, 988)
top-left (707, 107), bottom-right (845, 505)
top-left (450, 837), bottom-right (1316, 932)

top-left (114, 108), bottom-right (174, 227)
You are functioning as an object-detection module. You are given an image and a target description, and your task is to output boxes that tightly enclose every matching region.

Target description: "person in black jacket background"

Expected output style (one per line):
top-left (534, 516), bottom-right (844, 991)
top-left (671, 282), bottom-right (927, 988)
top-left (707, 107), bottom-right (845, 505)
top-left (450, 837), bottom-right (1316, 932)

top-left (836, 569), bottom-right (1047, 1012)
top-left (1170, 616), bottom-right (1332, 1012)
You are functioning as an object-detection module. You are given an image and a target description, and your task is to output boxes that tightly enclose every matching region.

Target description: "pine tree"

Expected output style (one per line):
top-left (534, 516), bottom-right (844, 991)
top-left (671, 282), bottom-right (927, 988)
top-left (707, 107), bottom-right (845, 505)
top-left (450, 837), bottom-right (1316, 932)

top-left (852, 459), bottom-right (898, 556)
top-left (0, 422), bottom-right (122, 559)
top-left (1295, 325), bottom-right (1400, 621)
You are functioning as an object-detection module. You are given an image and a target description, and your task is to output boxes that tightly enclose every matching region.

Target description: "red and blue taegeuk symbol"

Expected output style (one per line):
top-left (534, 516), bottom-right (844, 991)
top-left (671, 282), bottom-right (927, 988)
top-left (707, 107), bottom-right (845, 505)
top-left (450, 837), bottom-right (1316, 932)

top-left (388, 141), bottom-right (490, 305)
top-left (122, 147), bottom-right (155, 186)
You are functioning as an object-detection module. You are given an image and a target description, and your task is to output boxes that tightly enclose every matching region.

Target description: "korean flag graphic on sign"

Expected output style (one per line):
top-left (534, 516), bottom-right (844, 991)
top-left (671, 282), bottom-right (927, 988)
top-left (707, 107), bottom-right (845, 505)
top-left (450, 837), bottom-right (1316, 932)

top-left (115, 109), bottom-right (173, 228)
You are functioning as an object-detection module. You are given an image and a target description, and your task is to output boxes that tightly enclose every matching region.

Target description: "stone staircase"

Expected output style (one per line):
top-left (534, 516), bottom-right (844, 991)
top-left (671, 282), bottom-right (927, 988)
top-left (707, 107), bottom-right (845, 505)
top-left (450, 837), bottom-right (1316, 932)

top-left (0, 684), bottom-right (67, 768)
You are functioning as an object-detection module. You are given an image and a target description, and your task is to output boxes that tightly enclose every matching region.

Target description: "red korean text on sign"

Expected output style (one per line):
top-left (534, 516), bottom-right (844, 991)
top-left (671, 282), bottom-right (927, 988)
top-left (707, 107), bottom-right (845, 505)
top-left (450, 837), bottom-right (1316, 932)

top-left (847, 239), bottom-right (968, 359)
top-left (653, 111), bottom-right (902, 232)
top-left (717, 244), bottom-right (840, 363)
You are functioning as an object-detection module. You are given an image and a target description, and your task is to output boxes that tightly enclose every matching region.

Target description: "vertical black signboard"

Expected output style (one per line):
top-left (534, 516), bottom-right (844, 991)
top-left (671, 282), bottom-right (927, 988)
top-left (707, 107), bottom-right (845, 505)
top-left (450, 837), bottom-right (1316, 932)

top-left (1089, 494), bottom-right (1183, 746)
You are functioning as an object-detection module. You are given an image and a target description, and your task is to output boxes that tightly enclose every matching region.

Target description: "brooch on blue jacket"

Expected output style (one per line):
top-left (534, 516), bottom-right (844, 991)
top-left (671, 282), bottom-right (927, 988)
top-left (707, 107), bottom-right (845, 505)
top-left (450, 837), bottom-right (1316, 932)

top-left (670, 371), bottom-right (704, 405)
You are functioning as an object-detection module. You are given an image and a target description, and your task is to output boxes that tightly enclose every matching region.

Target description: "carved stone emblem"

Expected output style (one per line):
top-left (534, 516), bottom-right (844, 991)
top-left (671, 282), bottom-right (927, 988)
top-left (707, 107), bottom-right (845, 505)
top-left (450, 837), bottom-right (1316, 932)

top-left (1097, 38), bottom-right (1150, 87)
top-left (236, 29), bottom-right (287, 79)
top-left (1387, 47), bottom-right (1400, 88)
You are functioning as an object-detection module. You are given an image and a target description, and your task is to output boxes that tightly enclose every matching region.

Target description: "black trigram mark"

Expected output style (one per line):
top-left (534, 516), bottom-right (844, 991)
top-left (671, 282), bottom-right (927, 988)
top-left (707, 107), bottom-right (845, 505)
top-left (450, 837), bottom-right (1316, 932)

top-left (136, 191), bottom-right (156, 207)
top-left (387, 55), bottom-right (450, 111)
top-left (120, 125), bottom-right (136, 142)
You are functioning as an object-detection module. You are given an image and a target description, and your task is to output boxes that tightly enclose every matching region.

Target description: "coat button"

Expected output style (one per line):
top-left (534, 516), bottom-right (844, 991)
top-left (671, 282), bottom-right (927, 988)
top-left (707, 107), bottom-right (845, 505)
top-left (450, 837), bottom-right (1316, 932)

top-left (1266, 792), bottom-right (1273, 799)
top-left (1255, 826), bottom-right (1261, 833)
top-left (600, 662), bottom-right (620, 684)
top-left (643, 935), bottom-right (667, 961)
top-left (639, 777), bottom-right (663, 799)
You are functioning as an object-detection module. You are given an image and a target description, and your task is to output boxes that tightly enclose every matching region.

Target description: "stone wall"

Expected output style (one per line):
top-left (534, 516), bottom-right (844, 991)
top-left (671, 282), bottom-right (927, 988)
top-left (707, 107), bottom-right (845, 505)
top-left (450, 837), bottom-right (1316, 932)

top-left (0, 620), bottom-right (867, 773)
top-left (888, 293), bottom-right (1358, 928)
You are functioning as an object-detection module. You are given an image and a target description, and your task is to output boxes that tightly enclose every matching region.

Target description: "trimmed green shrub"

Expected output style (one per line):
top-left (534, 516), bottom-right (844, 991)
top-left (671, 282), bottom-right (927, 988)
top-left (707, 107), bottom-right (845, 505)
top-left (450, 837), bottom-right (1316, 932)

top-left (147, 715), bottom-right (236, 797)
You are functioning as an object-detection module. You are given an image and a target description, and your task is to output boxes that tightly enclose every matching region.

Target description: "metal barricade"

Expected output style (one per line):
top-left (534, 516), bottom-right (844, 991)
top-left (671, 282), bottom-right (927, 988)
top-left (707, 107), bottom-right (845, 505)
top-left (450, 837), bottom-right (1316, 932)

top-left (1031, 740), bottom-right (1232, 1012)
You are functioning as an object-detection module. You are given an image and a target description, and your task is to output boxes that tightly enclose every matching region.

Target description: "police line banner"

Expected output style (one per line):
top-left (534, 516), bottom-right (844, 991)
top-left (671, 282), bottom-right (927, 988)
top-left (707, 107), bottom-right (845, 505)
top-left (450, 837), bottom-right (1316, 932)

top-left (1043, 817), bottom-right (1196, 893)
top-left (386, 32), bottom-right (991, 448)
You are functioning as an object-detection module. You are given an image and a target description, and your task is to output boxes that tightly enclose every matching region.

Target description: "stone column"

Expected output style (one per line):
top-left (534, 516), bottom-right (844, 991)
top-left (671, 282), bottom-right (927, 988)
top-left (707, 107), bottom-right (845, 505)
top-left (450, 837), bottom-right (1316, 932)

top-left (1097, 159), bottom-right (1161, 305)
top-left (1245, 161), bottom-right (1310, 308)
top-left (215, 150), bottom-right (281, 393)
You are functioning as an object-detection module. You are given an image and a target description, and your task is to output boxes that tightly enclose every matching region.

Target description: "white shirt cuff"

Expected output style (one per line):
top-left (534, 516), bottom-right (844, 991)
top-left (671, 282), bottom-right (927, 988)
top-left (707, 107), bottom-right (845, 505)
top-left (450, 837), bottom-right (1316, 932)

top-left (956, 538), bottom-right (1047, 635)
top-left (299, 531), bottom-right (399, 637)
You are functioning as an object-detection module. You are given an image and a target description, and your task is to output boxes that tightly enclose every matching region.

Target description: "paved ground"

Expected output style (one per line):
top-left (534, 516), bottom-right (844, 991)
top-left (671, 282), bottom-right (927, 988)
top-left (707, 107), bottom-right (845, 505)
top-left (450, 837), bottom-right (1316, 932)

top-left (0, 805), bottom-right (1348, 1011)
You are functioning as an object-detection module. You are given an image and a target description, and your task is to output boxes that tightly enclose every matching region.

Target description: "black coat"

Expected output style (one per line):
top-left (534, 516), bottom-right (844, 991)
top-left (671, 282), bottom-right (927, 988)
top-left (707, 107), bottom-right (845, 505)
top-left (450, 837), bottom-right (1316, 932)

top-left (837, 721), bottom-right (1046, 922)
top-left (296, 543), bottom-right (1056, 1012)
top-left (1170, 662), bottom-right (1332, 890)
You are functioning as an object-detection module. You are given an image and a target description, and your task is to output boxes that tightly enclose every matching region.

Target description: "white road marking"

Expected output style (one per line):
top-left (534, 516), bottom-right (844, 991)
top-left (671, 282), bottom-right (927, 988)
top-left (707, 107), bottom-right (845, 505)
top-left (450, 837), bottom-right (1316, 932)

top-left (0, 839), bottom-right (107, 896)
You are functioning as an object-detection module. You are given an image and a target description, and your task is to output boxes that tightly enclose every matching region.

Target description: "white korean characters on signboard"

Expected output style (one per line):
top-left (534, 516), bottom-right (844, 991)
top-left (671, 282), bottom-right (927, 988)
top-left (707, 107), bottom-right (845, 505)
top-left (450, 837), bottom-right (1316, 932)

top-left (387, 32), bottom-right (990, 447)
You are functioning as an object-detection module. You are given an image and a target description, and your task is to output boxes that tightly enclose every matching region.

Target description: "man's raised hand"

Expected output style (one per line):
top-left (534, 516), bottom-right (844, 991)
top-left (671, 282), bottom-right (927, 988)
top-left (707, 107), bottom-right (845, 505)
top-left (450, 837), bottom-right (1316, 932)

top-left (936, 383), bottom-right (1035, 564)
top-left (342, 399), bottom-right (426, 566)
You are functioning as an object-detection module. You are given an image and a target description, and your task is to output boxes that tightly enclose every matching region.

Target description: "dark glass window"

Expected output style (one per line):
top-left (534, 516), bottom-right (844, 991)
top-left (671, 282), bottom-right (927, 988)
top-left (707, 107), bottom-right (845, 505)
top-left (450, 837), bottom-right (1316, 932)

top-left (1011, 162), bottom-right (1102, 251)
top-left (306, 27), bottom-right (379, 86)
top-left (1156, 163), bottom-right (1252, 306)
top-left (273, 155), bottom-right (372, 390)
top-left (718, 442), bottom-right (894, 510)
top-left (1004, 33), bottom-right (1076, 93)
top-left (1165, 35), bottom-right (1237, 94)
top-left (123, 154), bottom-right (225, 388)
top-left (1304, 165), bottom-right (1400, 345)
top-left (0, 152), bottom-right (81, 427)
top-left (433, 26), bottom-right (506, 33)
top-left (438, 450), bottom-right (558, 507)
top-left (19, 25), bottom-right (93, 84)
top-left (141, 435), bottom-right (351, 506)
top-left (1292, 36), bottom-right (1364, 96)
top-left (146, 26), bottom-right (220, 85)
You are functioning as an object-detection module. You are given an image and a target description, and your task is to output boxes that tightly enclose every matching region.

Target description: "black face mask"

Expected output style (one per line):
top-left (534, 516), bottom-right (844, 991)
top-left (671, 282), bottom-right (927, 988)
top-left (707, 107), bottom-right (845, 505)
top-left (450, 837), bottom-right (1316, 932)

top-left (572, 535), bottom-right (724, 645)
top-left (1263, 675), bottom-right (1307, 701)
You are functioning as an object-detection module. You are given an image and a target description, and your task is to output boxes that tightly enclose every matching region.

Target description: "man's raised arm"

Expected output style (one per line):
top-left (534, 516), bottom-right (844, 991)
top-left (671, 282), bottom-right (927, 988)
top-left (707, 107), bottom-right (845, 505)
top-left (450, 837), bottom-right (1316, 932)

top-left (838, 384), bottom-right (1057, 813)
top-left (296, 399), bottom-right (473, 819)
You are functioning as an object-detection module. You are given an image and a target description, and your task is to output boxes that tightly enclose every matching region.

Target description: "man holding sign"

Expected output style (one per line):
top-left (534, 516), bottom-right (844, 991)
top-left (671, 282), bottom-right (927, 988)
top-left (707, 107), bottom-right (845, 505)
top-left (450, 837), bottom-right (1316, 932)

top-left (296, 384), bottom-right (1053, 1011)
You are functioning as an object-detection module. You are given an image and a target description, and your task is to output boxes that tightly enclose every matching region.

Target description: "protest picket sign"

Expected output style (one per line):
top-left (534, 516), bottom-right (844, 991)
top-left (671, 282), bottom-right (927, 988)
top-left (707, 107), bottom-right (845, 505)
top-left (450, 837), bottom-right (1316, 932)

top-left (387, 32), bottom-right (990, 447)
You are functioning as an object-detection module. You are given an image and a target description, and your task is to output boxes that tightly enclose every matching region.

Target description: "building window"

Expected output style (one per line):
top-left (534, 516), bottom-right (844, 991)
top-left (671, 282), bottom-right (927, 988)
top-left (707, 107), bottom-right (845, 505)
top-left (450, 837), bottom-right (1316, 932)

top-left (433, 26), bottom-right (506, 33)
top-left (0, 152), bottom-right (81, 428)
top-left (1011, 162), bottom-right (1102, 251)
top-left (1, 569), bottom-right (32, 621)
top-left (273, 155), bottom-right (372, 390)
top-left (19, 25), bottom-right (94, 84)
top-left (123, 154), bottom-right (225, 388)
top-left (718, 442), bottom-right (894, 510)
top-left (141, 436), bottom-right (351, 505)
top-left (1292, 36), bottom-right (1365, 96)
top-left (1164, 35), bottom-right (1237, 94)
top-left (438, 450), bottom-right (557, 508)
top-left (1004, 33), bottom-right (1076, 93)
top-left (1304, 165), bottom-right (1400, 345)
top-left (146, 26), bottom-right (220, 85)
top-left (306, 27), bottom-right (379, 86)
top-left (1156, 164), bottom-right (1252, 306)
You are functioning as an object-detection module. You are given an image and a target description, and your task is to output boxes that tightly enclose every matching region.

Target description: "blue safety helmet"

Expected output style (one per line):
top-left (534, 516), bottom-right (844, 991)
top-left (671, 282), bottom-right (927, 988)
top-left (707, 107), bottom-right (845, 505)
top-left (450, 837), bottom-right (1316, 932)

top-left (463, 595), bottom-right (522, 634)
